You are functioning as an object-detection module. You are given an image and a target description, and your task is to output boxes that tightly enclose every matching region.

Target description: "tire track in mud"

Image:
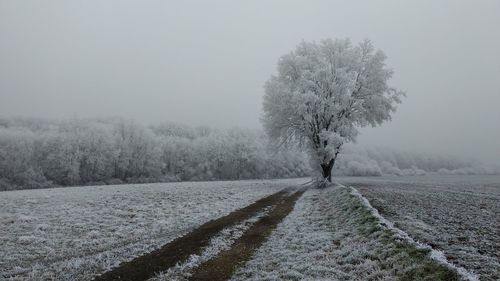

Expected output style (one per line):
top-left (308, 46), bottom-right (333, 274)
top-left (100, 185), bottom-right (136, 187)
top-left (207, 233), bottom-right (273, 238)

top-left (93, 187), bottom-right (305, 281)
top-left (189, 189), bottom-right (305, 281)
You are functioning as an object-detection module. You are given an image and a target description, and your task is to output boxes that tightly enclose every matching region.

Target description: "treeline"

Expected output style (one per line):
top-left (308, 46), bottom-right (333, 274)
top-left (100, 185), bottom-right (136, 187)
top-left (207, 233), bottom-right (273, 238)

top-left (1, 117), bottom-right (497, 191)
top-left (334, 145), bottom-right (499, 176)
top-left (0, 117), bottom-right (310, 191)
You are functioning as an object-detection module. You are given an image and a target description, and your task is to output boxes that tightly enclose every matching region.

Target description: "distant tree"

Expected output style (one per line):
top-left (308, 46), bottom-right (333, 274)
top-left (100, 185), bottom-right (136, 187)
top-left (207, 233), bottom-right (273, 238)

top-left (262, 38), bottom-right (404, 183)
top-left (0, 128), bottom-right (48, 189)
top-left (77, 123), bottom-right (115, 183)
top-left (40, 132), bottom-right (81, 186)
top-left (112, 119), bottom-right (161, 181)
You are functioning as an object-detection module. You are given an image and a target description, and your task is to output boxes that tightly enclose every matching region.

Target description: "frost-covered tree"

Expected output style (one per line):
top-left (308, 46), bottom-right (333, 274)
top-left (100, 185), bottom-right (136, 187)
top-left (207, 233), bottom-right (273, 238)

top-left (262, 38), bottom-right (404, 182)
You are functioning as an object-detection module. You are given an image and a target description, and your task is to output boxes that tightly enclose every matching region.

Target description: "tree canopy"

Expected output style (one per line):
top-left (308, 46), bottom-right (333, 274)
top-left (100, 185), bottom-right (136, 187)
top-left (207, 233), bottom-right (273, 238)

top-left (262, 38), bottom-right (404, 181)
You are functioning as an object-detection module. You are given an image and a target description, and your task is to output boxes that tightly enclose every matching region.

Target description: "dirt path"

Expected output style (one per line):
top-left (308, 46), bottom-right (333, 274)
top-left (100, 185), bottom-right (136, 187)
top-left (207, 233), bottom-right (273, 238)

top-left (189, 190), bottom-right (305, 281)
top-left (93, 187), bottom-right (304, 281)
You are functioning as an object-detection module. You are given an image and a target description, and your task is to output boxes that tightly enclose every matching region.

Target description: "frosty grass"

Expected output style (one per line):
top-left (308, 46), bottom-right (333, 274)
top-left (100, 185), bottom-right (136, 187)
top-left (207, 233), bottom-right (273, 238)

top-left (340, 175), bottom-right (500, 281)
top-left (231, 183), bottom-right (463, 281)
top-left (0, 179), bottom-right (304, 280)
top-left (2, 175), bottom-right (497, 281)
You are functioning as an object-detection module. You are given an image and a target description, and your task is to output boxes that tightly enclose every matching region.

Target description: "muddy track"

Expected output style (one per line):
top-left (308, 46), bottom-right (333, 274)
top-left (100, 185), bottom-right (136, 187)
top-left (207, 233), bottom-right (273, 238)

top-left (189, 190), bottom-right (305, 281)
top-left (93, 187), bottom-right (303, 281)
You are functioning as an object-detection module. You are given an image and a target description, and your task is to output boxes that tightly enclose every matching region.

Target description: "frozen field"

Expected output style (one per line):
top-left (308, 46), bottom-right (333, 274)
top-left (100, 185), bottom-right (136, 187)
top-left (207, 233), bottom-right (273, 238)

top-left (231, 184), bottom-right (460, 281)
top-left (1, 175), bottom-right (498, 281)
top-left (0, 178), bottom-right (306, 280)
top-left (339, 175), bottom-right (500, 281)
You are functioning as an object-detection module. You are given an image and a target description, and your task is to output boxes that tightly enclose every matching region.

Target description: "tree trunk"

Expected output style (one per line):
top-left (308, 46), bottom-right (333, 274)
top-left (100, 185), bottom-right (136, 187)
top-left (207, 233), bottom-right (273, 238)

top-left (320, 158), bottom-right (335, 182)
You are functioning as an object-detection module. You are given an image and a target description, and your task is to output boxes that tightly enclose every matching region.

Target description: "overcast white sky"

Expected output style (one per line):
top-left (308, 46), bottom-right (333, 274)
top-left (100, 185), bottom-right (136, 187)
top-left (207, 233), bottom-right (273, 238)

top-left (1, 0), bottom-right (499, 163)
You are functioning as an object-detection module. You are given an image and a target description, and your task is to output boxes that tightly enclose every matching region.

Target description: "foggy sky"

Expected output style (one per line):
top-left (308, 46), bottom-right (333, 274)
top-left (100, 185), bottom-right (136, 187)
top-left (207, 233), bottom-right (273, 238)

top-left (1, 0), bottom-right (499, 164)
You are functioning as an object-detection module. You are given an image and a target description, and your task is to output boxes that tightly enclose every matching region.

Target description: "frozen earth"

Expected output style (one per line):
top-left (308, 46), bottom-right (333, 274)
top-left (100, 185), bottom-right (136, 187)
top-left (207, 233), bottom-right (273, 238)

top-left (339, 175), bottom-right (500, 281)
top-left (0, 178), bottom-right (306, 280)
top-left (231, 184), bottom-right (462, 281)
top-left (1, 175), bottom-right (498, 281)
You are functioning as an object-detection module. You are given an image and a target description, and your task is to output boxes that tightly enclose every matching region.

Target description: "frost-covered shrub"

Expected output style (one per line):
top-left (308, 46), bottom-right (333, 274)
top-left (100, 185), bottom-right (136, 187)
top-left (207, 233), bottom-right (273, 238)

top-left (334, 144), bottom-right (498, 177)
top-left (336, 160), bottom-right (382, 176)
top-left (0, 128), bottom-right (50, 189)
top-left (0, 178), bottom-right (14, 190)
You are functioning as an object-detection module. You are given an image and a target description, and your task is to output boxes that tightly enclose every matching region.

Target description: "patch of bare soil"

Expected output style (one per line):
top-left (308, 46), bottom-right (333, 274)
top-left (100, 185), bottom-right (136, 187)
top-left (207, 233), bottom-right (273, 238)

top-left (93, 188), bottom-right (301, 281)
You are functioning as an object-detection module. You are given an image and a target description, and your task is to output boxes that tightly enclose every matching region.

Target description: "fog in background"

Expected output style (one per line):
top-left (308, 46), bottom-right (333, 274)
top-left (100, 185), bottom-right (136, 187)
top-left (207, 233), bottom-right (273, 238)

top-left (1, 0), bottom-right (499, 164)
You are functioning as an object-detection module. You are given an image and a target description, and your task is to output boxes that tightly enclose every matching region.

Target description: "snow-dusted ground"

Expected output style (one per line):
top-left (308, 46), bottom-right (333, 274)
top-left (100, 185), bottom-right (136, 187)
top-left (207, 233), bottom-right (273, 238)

top-left (0, 178), bottom-right (305, 280)
top-left (231, 184), bottom-right (459, 281)
top-left (339, 175), bottom-right (500, 281)
top-left (2, 175), bottom-right (496, 281)
top-left (150, 207), bottom-right (271, 281)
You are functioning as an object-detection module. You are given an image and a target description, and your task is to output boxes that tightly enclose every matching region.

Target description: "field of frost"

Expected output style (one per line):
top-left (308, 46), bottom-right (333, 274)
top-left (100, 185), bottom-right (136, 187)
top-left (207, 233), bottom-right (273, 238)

top-left (0, 178), bottom-right (305, 280)
top-left (339, 175), bottom-right (500, 281)
top-left (231, 184), bottom-right (460, 281)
